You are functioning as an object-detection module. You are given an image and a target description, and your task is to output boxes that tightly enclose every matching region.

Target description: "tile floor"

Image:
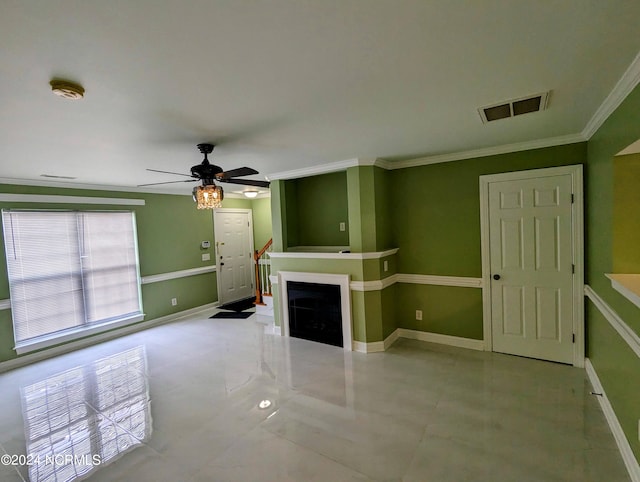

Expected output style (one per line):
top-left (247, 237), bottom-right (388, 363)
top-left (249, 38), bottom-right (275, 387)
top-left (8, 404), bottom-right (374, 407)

top-left (0, 311), bottom-right (630, 481)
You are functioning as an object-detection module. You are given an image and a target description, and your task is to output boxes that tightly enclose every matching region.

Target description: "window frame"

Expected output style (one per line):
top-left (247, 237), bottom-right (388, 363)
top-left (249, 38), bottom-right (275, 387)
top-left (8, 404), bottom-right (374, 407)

top-left (2, 209), bottom-right (144, 354)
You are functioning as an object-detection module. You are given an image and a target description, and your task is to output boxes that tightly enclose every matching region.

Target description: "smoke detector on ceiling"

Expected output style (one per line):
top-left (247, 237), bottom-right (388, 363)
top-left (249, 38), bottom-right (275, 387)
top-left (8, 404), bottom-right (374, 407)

top-left (50, 79), bottom-right (85, 100)
top-left (478, 91), bottom-right (549, 123)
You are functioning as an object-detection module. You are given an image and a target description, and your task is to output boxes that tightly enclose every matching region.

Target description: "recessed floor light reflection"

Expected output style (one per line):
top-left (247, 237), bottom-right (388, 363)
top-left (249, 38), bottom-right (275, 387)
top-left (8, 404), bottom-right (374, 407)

top-left (258, 399), bottom-right (272, 409)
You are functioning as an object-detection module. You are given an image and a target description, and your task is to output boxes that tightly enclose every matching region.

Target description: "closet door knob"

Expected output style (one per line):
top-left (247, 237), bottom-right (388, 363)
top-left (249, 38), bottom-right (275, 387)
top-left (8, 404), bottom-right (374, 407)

top-left (493, 274), bottom-right (501, 280)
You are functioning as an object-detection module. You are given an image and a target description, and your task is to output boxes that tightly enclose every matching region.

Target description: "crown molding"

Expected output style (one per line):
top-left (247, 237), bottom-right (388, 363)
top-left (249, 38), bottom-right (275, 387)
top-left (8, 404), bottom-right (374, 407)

top-left (265, 133), bottom-right (585, 179)
top-left (267, 158), bottom-right (360, 180)
top-left (267, 157), bottom-right (386, 181)
top-left (0, 177), bottom-right (192, 196)
top-left (382, 133), bottom-right (586, 170)
top-left (582, 50), bottom-right (640, 140)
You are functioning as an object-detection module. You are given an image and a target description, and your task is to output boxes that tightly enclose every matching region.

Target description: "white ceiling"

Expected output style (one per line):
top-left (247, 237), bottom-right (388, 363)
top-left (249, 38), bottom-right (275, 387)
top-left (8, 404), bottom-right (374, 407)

top-left (2, 1), bottom-right (640, 194)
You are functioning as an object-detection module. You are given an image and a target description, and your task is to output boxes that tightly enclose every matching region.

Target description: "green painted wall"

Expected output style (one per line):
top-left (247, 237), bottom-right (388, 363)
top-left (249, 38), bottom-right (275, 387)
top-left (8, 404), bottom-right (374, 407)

top-left (221, 198), bottom-right (251, 209)
top-left (347, 166), bottom-right (377, 252)
top-left (389, 143), bottom-right (587, 276)
top-left (380, 284), bottom-right (397, 339)
top-left (285, 180), bottom-right (299, 248)
top-left (0, 184), bottom-right (220, 363)
top-left (251, 197), bottom-right (272, 250)
top-left (587, 304), bottom-right (640, 461)
top-left (396, 284), bottom-right (483, 339)
top-left (374, 167), bottom-right (393, 251)
top-left (270, 181), bottom-right (287, 252)
top-left (585, 81), bottom-right (640, 462)
top-left (613, 153), bottom-right (640, 273)
top-left (284, 172), bottom-right (349, 248)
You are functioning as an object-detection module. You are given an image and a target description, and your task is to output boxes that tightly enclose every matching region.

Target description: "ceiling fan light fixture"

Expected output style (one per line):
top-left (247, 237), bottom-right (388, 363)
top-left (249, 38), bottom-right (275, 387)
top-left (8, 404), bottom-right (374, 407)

top-left (50, 79), bottom-right (85, 100)
top-left (193, 184), bottom-right (223, 209)
top-left (243, 190), bottom-right (259, 198)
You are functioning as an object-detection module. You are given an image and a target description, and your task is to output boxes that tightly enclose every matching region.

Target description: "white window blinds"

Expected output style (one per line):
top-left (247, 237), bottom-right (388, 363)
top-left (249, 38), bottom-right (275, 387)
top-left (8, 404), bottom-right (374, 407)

top-left (2, 210), bottom-right (143, 351)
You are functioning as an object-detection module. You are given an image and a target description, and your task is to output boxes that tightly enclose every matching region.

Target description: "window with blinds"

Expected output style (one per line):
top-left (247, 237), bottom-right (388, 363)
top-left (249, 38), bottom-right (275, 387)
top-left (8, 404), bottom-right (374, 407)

top-left (2, 210), bottom-right (143, 353)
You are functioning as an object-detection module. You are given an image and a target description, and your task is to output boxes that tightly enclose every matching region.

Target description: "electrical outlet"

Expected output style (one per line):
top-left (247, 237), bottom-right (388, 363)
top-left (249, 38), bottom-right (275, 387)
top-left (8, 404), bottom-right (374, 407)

top-left (383, 260), bottom-right (389, 272)
top-left (416, 310), bottom-right (422, 321)
top-left (171, 298), bottom-right (177, 306)
top-left (202, 253), bottom-right (211, 261)
top-left (339, 222), bottom-right (346, 232)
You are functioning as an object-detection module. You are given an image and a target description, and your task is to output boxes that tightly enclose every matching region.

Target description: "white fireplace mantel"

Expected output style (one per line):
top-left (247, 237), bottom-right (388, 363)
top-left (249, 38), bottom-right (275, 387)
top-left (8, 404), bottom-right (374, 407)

top-left (278, 271), bottom-right (353, 351)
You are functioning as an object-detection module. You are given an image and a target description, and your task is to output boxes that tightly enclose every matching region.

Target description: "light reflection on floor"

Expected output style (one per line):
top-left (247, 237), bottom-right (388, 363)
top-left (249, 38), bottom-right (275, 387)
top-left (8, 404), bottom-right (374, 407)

top-left (21, 346), bottom-right (150, 481)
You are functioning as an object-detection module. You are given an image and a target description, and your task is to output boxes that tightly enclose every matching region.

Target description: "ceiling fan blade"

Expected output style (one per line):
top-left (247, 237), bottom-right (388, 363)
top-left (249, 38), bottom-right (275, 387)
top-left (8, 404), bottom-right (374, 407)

top-left (147, 168), bottom-right (194, 178)
top-left (216, 167), bottom-right (259, 179)
top-left (137, 179), bottom-right (198, 187)
top-left (217, 178), bottom-right (270, 188)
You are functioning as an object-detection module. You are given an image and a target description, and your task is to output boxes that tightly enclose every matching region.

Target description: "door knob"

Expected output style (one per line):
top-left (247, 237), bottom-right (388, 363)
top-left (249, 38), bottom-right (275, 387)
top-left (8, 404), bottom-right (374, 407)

top-left (220, 262), bottom-right (225, 266)
top-left (493, 274), bottom-right (501, 280)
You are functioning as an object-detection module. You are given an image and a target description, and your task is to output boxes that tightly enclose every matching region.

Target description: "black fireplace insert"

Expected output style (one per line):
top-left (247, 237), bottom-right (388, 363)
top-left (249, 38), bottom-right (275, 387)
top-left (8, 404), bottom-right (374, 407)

top-left (287, 281), bottom-right (343, 347)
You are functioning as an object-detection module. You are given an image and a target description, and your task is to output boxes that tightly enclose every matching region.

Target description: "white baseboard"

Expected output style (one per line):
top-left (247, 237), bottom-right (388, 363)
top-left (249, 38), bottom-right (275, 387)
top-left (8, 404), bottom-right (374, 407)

top-left (351, 341), bottom-right (371, 353)
top-left (0, 302), bottom-right (219, 374)
top-left (396, 328), bottom-right (484, 351)
top-left (352, 340), bottom-right (383, 353)
top-left (353, 328), bottom-right (483, 353)
top-left (585, 358), bottom-right (640, 482)
top-left (383, 329), bottom-right (400, 350)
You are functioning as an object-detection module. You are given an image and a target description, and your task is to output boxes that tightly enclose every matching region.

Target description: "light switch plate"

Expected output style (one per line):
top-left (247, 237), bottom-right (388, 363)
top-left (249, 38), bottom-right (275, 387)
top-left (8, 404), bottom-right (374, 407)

top-left (202, 253), bottom-right (211, 261)
top-left (339, 222), bottom-right (346, 232)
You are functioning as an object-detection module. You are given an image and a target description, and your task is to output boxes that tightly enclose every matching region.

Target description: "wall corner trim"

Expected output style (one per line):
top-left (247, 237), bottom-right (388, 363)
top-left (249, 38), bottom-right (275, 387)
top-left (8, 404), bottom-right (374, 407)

top-left (584, 285), bottom-right (640, 359)
top-left (352, 340), bottom-right (385, 353)
top-left (383, 329), bottom-right (400, 350)
top-left (350, 274), bottom-right (398, 292)
top-left (585, 358), bottom-right (640, 482)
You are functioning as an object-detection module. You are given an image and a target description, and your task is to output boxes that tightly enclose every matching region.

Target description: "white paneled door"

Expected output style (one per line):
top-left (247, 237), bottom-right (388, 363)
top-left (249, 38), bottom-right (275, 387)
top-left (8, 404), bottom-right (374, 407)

top-left (213, 209), bottom-right (254, 306)
top-left (481, 167), bottom-right (583, 365)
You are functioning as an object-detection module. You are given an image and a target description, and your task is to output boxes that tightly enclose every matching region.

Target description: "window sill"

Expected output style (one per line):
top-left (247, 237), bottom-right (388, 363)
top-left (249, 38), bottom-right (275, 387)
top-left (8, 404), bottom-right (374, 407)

top-left (14, 314), bottom-right (145, 355)
top-left (605, 274), bottom-right (640, 310)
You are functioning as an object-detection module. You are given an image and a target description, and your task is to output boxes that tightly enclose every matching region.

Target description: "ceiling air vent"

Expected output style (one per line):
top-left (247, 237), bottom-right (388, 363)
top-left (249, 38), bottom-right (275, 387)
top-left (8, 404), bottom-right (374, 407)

top-left (479, 91), bottom-right (549, 124)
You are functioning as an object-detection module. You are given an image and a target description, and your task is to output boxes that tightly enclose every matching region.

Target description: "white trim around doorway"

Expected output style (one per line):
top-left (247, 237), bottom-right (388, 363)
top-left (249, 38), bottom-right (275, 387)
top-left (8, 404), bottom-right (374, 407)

top-left (213, 208), bottom-right (255, 306)
top-left (479, 165), bottom-right (585, 367)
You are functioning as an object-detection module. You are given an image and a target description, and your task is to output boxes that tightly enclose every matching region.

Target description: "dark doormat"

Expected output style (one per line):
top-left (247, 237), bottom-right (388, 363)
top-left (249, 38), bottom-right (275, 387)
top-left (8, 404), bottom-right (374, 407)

top-left (210, 311), bottom-right (253, 319)
top-left (218, 297), bottom-right (256, 312)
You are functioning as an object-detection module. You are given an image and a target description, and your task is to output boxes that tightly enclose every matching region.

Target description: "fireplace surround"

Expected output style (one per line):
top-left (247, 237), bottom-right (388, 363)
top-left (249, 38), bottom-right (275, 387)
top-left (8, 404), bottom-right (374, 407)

top-left (278, 271), bottom-right (352, 351)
